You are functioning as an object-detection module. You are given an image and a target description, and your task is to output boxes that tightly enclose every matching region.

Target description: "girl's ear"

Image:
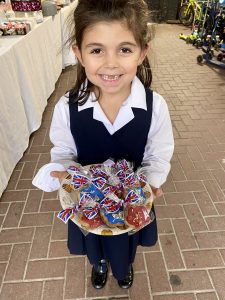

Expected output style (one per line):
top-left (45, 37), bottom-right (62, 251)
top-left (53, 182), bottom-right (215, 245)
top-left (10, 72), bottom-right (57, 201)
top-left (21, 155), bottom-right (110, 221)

top-left (72, 45), bottom-right (84, 66)
top-left (138, 44), bottom-right (149, 65)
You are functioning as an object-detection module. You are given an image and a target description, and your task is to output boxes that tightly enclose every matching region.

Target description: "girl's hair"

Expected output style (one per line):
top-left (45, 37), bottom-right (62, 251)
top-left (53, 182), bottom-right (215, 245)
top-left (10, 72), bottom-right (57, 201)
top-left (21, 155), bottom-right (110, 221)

top-left (69, 0), bottom-right (152, 104)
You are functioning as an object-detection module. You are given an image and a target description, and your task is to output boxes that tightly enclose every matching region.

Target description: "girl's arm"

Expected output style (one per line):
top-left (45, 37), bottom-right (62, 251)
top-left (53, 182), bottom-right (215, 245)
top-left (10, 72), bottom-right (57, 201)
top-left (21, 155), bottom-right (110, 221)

top-left (32, 96), bottom-right (78, 192)
top-left (49, 95), bottom-right (77, 168)
top-left (139, 92), bottom-right (174, 190)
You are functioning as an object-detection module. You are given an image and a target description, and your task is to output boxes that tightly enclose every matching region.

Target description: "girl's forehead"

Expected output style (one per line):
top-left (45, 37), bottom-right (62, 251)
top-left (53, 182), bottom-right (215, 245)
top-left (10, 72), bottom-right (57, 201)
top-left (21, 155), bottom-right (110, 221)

top-left (83, 20), bottom-right (135, 41)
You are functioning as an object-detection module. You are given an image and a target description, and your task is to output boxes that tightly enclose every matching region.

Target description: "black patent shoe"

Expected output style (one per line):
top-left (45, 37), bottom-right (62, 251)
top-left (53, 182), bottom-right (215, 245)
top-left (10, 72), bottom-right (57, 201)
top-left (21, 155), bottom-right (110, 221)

top-left (118, 265), bottom-right (133, 289)
top-left (91, 261), bottom-right (108, 289)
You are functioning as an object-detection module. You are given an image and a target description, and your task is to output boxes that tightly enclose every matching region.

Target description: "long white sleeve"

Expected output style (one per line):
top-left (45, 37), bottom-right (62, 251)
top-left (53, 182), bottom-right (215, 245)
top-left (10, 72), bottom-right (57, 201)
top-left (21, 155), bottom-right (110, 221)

top-left (139, 92), bottom-right (174, 188)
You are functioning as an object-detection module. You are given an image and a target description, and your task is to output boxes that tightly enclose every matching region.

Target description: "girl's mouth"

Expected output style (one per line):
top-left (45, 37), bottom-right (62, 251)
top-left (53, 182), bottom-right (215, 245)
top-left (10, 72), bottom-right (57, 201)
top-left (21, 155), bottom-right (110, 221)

top-left (99, 74), bottom-right (121, 81)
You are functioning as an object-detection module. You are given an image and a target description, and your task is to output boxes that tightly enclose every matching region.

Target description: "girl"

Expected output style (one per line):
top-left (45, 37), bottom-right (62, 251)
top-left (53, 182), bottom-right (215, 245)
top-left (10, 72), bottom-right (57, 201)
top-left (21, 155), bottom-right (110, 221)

top-left (33, 0), bottom-right (174, 290)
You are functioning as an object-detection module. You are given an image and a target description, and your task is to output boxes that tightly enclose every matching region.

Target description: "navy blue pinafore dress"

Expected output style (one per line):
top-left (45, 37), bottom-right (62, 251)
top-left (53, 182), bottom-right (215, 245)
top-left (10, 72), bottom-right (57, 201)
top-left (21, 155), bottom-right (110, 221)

top-left (67, 88), bottom-right (158, 280)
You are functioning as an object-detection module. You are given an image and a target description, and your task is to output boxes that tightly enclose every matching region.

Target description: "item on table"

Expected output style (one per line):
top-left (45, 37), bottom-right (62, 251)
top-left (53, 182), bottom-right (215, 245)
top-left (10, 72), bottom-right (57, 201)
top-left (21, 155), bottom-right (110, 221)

top-left (0, 21), bottom-right (31, 35)
top-left (10, 0), bottom-right (42, 12)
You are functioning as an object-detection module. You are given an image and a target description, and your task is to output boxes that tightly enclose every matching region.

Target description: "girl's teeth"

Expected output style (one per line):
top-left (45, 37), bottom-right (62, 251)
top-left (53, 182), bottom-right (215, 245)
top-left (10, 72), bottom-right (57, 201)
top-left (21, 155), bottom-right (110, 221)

top-left (102, 75), bottom-right (119, 80)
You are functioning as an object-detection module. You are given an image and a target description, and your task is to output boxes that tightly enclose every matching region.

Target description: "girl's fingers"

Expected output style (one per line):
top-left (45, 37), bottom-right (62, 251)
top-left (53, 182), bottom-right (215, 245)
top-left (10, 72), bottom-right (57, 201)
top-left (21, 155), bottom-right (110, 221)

top-left (151, 187), bottom-right (163, 199)
top-left (50, 171), bottom-right (68, 181)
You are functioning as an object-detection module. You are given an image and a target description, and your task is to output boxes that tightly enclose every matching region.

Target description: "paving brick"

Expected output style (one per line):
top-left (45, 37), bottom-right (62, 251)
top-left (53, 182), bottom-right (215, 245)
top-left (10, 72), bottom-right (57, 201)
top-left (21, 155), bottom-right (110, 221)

top-left (3, 201), bottom-right (25, 228)
top-left (153, 295), bottom-right (195, 300)
top-left (129, 273), bottom-right (151, 300)
top-left (0, 216), bottom-right (4, 227)
top-left (0, 190), bottom-right (28, 202)
top-left (183, 249), bottom-right (223, 268)
top-left (177, 154), bottom-right (195, 171)
top-left (160, 235), bottom-right (184, 269)
top-left (164, 192), bottom-right (195, 205)
top-left (0, 282), bottom-right (43, 300)
top-left (30, 226), bottom-right (51, 259)
top-left (137, 243), bottom-right (160, 253)
top-left (0, 202), bottom-right (9, 214)
top-left (209, 269), bottom-right (225, 300)
top-left (0, 228), bottom-right (34, 244)
top-left (156, 205), bottom-right (185, 219)
top-left (16, 179), bottom-right (36, 190)
top-left (219, 249), bottom-right (225, 264)
top-left (169, 270), bottom-right (212, 291)
top-left (43, 280), bottom-right (64, 300)
top-left (195, 231), bottom-right (225, 248)
top-left (211, 169), bottom-right (225, 190)
top-left (172, 219), bottom-right (197, 250)
top-left (0, 245), bottom-right (11, 262)
top-left (5, 243), bottom-right (30, 281)
top-left (6, 170), bottom-right (20, 190)
top-left (19, 153), bottom-right (39, 162)
top-left (51, 215), bottom-right (68, 240)
top-left (183, 204), bottom-right (207, 232)
top-left (40, 199), bottom-right (61, 212)
top-left (170, 161), bottom-right (186, 181)
top-left (29, 145), bottom-right (52, 154)
top-left (215, 202), bottom-right (225, 215)
top-left (64, 257), bottom-right (85, 299)
top-left (0, 263), bottom-right (6, 285)
top-left (194, 191), bottom-right (218, 216)
top-left (43, 190), bottom-right (58, 200)
top-left (20, 212), bottom-right (53, 227)
top-left (204, 180), bottom-right (225, 202)
top-left (24, 190), bottom-right (43, 213)
top-left (175, 181), bottom-right (205, 192)
top-left (161, 180), bottom-right (176, 193)
top-left (157, 219), bottom-right (173, 234)
top-left (31, 129), bottom-right (47, 146)
top-left (20, 161), bottom-right (37, 179)
top-left (25, 259), bottom-right (66, 279)
top-left (145, 252), bottom-right (171, 293)
top-left (205, 216), bottom-right (225, 230)
top-left (49, 241), bottom-right (70, 258)
top-left (133, 252), bottom-right (145, 272)
top-left (196, 292), bottom-right (218, 300)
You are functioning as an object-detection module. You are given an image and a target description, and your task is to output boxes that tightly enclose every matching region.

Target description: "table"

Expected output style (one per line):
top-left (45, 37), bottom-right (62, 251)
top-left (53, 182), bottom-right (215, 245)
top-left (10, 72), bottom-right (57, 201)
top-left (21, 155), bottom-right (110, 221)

top-left (0, 2), bottom-right (78, 197)
top-left (0, 46), bottom-right (30, 195)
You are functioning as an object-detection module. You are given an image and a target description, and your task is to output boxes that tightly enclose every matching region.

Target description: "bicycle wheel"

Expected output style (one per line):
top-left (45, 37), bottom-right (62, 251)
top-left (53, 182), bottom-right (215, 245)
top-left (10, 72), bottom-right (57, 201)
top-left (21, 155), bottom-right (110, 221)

top-left (179, 4), bottom-right (195, 26)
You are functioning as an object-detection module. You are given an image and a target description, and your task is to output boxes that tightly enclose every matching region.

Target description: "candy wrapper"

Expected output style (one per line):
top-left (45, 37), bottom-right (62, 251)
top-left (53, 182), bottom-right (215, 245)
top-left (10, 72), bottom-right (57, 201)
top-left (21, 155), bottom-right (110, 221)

top-left (58, 159), bottom-right (155, 235)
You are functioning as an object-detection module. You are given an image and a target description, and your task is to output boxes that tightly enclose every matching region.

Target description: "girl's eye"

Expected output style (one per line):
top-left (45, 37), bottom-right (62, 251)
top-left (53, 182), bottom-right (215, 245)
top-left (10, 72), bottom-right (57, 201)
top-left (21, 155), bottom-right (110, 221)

top-left (120, 48), bottom-right (132, 54)
top-left (90, 48), bottom-right (102, 54)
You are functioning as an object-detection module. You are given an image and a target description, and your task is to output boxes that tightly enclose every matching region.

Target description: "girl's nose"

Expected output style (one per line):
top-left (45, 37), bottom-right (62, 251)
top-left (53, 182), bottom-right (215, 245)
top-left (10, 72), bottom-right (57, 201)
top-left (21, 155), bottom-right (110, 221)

top-left (104, 53), bottom-right (119, 68)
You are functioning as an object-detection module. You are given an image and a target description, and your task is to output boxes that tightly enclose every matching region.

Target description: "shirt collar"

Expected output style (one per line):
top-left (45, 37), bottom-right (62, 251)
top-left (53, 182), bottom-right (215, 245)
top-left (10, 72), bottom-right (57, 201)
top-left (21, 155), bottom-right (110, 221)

top-left (77, 76), bottom-right (147, 112)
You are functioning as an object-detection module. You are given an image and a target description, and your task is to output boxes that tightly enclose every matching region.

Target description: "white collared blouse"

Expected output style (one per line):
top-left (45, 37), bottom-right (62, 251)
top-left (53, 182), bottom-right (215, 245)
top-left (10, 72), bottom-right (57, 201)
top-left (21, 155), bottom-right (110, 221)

top-left (33, 77), bottom-right (174, 192)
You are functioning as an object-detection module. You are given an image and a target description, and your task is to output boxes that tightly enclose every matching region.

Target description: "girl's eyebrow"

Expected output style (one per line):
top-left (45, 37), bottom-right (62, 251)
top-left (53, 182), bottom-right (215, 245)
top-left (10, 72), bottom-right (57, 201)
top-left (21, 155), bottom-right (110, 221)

top-left (85, 42), bottom-right (137, 48)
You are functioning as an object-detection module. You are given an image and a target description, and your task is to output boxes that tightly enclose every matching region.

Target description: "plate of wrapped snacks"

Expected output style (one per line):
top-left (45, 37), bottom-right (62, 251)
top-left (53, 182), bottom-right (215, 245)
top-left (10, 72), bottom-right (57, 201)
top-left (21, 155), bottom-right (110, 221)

top-left (57, 159), bottom-right (155, 235)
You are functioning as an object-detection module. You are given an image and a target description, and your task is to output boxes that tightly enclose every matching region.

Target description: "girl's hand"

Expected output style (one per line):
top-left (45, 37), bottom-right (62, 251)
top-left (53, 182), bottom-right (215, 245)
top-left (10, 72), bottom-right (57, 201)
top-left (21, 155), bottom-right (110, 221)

top-left (150, 186), bottom-right (163, 199)
top-left (50, 171), bottom-right (69, 183)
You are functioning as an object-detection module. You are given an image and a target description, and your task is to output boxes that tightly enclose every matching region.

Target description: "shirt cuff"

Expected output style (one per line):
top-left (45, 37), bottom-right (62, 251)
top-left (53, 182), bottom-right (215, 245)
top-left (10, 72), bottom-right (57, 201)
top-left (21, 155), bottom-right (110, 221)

top-left (137, 167), bottom-right (164, 188)
top-left (32, 163), bottom-right (66, 192)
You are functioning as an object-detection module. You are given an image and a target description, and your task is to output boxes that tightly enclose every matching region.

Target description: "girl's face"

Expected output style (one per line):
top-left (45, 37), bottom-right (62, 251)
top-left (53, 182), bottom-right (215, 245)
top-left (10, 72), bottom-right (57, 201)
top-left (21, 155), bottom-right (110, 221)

top-left (74, 21), bottom-right (148, 100)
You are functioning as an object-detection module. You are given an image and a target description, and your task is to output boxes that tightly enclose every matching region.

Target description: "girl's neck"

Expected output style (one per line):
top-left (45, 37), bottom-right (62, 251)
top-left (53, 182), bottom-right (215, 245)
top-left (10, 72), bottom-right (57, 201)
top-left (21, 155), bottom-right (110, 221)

top-left (93, 86), bottom-right (131, 124)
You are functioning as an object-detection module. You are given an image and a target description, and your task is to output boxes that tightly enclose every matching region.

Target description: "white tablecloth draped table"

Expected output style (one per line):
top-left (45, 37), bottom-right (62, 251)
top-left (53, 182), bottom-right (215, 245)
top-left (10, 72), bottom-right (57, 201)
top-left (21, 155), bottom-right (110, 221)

top-left (0, 2), bottom-right (78, 197)
top-left (0, 46), bottom-right (30, 194)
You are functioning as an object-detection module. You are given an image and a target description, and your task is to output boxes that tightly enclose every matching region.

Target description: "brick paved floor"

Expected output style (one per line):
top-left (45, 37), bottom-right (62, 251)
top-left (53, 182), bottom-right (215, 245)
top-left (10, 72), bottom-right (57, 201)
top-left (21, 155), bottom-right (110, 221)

top-left (0, 24), bottom-right (225, 300)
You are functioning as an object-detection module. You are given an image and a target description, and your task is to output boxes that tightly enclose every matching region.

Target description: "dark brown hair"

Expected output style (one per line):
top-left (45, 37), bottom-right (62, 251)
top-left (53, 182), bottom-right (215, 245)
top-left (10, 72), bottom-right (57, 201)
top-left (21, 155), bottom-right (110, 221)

top-left (69, 0), bottom-right (152, 104)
